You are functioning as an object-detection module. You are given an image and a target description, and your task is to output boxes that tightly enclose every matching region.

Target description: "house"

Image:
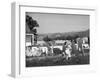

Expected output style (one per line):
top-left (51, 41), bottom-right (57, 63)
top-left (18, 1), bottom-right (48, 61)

top-left (26, 33), bottom-right (34, 46)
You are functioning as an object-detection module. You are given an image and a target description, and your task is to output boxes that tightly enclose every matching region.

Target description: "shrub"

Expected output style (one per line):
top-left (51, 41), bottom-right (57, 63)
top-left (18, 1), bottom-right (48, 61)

top-left (53, 48), bottom-right (62, 55)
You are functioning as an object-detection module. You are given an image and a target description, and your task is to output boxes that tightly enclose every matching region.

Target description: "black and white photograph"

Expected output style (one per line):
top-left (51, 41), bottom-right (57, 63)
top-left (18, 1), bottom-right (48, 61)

top-left (25, 12), bottom-right (90, 67)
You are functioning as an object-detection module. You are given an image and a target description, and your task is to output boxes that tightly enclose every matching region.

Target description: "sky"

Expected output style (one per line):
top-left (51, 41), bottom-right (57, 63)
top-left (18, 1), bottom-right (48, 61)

top-left (26, 12), bottom-right (89, 34)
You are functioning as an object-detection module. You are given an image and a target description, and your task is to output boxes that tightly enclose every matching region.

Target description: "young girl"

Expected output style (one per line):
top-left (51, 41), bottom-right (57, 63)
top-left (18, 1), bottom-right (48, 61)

top-left (65, 44), bottom-right (72, 60)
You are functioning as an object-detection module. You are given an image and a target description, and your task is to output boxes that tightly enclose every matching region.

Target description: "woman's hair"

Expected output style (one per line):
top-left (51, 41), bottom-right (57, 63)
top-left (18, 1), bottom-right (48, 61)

top-left (64, 42), bottom-right (67, 45)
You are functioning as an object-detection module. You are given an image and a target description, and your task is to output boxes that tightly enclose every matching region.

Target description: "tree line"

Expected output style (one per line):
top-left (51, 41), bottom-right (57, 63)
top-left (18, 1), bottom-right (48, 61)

top-left (43, 35), bottom-right (79, 42)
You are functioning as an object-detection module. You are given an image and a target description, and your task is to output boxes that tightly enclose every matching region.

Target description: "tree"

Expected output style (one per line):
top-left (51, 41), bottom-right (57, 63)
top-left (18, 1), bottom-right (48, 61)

top-left (43, 36), bottom-right (51, 42)
top-left (26, 15), bottom-right (39, 45)
top-left (66, 35), bottom-right (73, 40)
top-left (26, 15), bottom-right (39, 30)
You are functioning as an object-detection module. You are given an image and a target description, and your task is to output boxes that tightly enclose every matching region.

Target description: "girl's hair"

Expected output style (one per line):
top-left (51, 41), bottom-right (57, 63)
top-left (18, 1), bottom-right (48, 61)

top-left (64, 42), bottom-right (67, 45)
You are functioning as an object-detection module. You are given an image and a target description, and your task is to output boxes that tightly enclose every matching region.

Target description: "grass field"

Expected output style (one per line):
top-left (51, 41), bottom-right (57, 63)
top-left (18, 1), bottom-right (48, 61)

top-left (26, 53), bottom-right (89, 67)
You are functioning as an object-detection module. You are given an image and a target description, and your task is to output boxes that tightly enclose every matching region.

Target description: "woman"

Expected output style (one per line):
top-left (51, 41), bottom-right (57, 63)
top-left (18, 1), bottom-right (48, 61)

top-left (62, 41), bottom-right (72, 60)
top-left (65, 44), bottom-right (72, 60)
top-left (62, 42), bottom-right (67, 56)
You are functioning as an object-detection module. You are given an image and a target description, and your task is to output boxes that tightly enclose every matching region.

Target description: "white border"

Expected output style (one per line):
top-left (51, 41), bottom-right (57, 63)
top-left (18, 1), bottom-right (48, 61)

top-left (11, 2), bottom-right (96, 78)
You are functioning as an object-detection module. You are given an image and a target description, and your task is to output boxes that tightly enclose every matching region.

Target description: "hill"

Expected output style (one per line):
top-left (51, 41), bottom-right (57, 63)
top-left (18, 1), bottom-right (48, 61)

top-left (37, 29), bottom-right (89, 41)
